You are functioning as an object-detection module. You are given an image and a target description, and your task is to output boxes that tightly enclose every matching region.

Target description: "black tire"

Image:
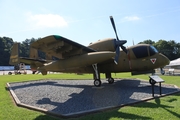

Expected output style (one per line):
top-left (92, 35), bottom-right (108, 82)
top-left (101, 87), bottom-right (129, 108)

top-left (32, 71), bottom-right (36, 74)
top-left (108, 78), bottom-right (114, 84)
top-left (161, 70), bottom-right (165, 75)
top-left (94, 79), bottom-right (101, 87)
top-left (8, 72), bottom-right (12, 75)
top-left (149, 78), bottom-right (156, 85)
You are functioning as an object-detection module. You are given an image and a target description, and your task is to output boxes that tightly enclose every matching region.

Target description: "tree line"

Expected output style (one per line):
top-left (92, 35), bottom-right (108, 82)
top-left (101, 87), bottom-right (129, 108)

top-left (0, 37), bottom-right (39, 66)
top-left (0, 36), bottom-right (180, 66)
top-left (139, 39), bottom-right (180, 60)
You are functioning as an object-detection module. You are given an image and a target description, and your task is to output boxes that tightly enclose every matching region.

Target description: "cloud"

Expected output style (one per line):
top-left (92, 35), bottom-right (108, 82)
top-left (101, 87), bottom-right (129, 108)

top-left (124, 16), bottom-right (140, 21)
top-left (27, 13), bottom-right (68, 28)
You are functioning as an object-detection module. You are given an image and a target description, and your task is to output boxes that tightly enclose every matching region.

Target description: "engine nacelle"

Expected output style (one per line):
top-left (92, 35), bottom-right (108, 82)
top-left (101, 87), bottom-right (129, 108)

top-left (88, 38), bottom-right (115, 51)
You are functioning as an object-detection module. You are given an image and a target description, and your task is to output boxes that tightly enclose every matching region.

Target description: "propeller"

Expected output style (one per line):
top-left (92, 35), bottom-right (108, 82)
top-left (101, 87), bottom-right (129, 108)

top-left (110, 16), bottom-right (127, 64)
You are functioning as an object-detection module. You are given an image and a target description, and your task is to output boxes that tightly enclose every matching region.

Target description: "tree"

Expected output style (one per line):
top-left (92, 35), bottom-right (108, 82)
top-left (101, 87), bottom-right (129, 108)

top-left (0, 37), bottom-right (14, 65)
top-left (138, 39), bottom-right (155, 45)
top-left (20, 38), bottom-right (39, 58)
top-left (138, 39), bottom-right (180, 60)
top-left (153, 40), bottom-right (180, 60)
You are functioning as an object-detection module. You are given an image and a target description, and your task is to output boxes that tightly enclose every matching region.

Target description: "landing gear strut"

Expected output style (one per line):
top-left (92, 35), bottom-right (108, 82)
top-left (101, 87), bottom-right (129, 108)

top-left (92, 65), bottom-right (115, 87)
top-left (106, 72), bottom-right (114, 84)
top-left (160, 68), bottom-right (165, 75)
top-left (92, 64), bottom-right (101, 87)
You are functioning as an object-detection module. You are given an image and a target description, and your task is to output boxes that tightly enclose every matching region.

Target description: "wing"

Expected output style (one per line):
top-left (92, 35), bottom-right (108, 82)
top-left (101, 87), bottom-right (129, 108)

top-left (31, 35), bottom-right (96, 59)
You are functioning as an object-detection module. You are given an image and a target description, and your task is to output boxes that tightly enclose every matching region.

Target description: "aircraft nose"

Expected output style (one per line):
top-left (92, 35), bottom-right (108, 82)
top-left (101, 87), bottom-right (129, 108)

top-left (160, 53), bottom-right (170, 66)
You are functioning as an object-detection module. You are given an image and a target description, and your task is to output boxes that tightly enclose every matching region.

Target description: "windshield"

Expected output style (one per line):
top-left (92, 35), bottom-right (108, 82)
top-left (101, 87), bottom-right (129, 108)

top-left (132, 46), bottom-right (148, 58)
top-left (149, 45), bottom-right (158, 56)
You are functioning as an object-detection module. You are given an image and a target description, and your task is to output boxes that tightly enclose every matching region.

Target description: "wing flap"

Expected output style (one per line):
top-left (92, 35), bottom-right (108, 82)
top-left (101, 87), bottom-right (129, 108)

top-left (31, 35), bottom-right (96, 59)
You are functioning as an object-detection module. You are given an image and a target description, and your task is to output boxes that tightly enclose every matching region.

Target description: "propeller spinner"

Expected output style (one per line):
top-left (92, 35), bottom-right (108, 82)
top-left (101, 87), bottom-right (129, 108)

top-left (110, 16), bottom-right (127, 64)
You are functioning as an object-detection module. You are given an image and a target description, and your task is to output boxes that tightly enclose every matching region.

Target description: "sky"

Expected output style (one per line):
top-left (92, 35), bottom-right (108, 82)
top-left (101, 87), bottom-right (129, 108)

top-left (0, 0), bottom-right (180, 46)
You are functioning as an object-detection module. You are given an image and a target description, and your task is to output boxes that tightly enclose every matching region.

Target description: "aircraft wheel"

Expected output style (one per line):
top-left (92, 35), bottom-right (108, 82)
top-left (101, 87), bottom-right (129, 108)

top-left (108, 78), bottom-right (114, 84)
top-left (94, 79), bottom-right (101, 87)
top-left (32, 71), bottom-right (36, 74)
top-left (149, 78), bottom-right (156, 85)
top-left (8, 72), bottom-right (12, 75)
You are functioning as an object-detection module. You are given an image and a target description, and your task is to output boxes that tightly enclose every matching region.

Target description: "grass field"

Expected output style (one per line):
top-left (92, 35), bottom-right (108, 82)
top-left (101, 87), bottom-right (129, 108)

top-left (0, 73), bottom-right (180, 120)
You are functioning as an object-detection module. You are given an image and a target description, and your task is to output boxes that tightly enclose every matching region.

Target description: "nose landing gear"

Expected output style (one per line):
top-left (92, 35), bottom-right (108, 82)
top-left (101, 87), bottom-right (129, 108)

top-left (160, 68), bottom-right (165, 75)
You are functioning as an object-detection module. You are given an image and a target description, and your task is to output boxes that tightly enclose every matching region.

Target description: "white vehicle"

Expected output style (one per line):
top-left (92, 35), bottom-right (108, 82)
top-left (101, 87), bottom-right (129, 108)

top-left (166, 58), bottom-right (180, 69)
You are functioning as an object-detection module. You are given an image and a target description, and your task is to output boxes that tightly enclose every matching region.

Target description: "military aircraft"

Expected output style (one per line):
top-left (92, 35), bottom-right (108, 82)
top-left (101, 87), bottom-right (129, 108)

top-left (9, 16), bottom-right (170, 87)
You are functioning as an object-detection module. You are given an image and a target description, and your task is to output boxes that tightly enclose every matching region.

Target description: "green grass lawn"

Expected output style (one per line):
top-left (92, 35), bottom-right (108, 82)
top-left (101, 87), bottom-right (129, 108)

top-left (0, 73), bottom-right (180, 120)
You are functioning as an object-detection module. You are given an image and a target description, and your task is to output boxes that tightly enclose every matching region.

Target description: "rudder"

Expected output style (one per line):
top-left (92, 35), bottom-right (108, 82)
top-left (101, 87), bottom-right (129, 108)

top-left (9, 43), bottom-right (20, 65)
top-left (29, 47), bottom-right (38, 59)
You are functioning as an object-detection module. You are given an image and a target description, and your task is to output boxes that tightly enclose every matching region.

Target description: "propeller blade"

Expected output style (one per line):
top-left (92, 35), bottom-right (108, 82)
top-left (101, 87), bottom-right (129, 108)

top-left (121, 45), bottom-right (128, 54)
top-left (110, 16), bottom-right (119, 40)
top-left (114, 47), bottom-right (120, 64)
top-left (110, 16), bottom-right (128, 64)
top-left (114, 40), bottom-right (127, 54)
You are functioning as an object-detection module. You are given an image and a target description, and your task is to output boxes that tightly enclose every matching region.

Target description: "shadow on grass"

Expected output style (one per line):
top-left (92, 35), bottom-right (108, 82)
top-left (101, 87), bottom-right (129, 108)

top-left (34, 110), bottom-right (152, 120)
top-left (91, 110), bottom-right (152, 120)
top-left (34, 114), bottom-right (60, 120)
top-left (155, 97), bottom-right (180, 118)
top-left (131, 94), bottom-right (180, 119)
top-left (5, 86), bottom-right (10, 91)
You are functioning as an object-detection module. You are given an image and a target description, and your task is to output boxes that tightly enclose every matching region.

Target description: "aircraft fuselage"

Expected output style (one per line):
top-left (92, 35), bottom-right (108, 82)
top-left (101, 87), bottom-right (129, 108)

top-left (39, 39), bottom-right (169, 75)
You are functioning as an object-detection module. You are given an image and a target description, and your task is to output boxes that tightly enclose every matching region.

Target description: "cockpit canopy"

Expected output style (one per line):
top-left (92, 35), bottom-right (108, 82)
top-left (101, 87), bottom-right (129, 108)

top-left (132, 45), bottom-right (158, 58)
top-left (149, 45), bottom-right (158, 56)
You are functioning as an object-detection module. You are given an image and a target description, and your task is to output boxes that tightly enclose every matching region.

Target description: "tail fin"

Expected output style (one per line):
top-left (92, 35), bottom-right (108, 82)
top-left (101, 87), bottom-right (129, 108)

top-left (29, 47), bottom-right (38, 59)
top-left (9, 43), bottom-right (20, 65)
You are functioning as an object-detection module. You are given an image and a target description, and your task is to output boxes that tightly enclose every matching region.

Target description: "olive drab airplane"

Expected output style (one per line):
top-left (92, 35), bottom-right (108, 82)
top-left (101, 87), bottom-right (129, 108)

top-left (9, 16), bottom-right (170, 87)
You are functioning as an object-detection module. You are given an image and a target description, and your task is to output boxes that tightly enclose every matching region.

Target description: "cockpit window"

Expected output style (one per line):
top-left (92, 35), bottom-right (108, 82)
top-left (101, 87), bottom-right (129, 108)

top-left (149, 45), bottom-right (158, 56)
top-left (132, 46), bottom-right (148, 58)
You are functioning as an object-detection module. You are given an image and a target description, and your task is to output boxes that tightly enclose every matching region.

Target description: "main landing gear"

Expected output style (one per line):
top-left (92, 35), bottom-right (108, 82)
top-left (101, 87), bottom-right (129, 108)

top-left (92, 64), bottom-right (101, 87)
top-left (108, 77), bottom-right (114, 84)
top-left (94, 79), bottom-right (101, 87)
top-left (92, 64), bottom-right (114, 87)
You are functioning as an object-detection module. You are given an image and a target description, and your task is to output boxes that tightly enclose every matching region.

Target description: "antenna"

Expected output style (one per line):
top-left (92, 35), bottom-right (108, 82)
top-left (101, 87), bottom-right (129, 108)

top-left (132, 39), bottom-right (135, 45)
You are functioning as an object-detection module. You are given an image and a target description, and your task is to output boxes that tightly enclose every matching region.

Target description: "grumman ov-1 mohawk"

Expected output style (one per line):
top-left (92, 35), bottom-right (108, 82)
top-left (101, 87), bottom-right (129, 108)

top-left (9, 16), bottom-right (170, 87)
